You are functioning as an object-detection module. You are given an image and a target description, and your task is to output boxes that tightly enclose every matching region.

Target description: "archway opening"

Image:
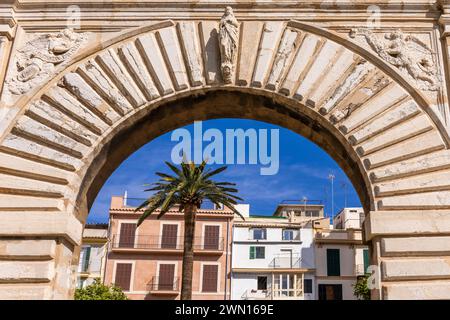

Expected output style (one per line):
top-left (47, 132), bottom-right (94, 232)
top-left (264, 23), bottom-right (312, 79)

top-left (78, 90), bottom-right (372, 220)
top-left (77, 90), bottom-right (371, 300)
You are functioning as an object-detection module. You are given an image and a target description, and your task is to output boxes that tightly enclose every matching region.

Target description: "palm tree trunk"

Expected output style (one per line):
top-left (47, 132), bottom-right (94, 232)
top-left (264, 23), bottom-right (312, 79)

top-left (180, 204), bottom-right (197, 300)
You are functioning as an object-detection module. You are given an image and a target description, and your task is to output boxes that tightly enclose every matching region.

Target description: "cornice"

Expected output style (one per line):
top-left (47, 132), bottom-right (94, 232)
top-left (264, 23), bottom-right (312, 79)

top-left (7, 1), bottom-right (443, 18)
top-left (0, 6), bottom-right (17, 39)
top-left (0, 1), bottom-right (441, 33)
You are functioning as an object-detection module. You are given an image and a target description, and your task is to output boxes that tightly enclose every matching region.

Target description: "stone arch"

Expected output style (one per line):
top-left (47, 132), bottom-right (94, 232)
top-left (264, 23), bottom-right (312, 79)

top-left (1, 19), bottom-right (450, 299)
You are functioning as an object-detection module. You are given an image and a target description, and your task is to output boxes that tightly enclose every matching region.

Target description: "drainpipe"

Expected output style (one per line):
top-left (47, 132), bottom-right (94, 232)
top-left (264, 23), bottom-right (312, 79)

top-left (102, 215), bottom-right (113, 284)
top-left (224, 216), bottom-right (231, 300)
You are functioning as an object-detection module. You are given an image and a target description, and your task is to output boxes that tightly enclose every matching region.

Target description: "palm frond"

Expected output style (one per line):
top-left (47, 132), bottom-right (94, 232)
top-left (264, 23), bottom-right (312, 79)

top-left (136, 160), bottom-right (244, 225)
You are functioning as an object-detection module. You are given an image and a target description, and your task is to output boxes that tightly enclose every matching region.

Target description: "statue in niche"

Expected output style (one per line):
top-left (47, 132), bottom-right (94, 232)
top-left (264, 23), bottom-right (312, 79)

top-left (350, 28), bottom-right (440, 91)
top-left (6, 28), bottom-right (87, 95)
top-left (219, 6), bottom-right (239, 84)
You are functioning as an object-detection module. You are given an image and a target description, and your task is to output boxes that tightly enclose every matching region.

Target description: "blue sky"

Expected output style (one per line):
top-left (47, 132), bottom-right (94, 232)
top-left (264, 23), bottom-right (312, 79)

top-left (87, 119), bottom-right (361, 223)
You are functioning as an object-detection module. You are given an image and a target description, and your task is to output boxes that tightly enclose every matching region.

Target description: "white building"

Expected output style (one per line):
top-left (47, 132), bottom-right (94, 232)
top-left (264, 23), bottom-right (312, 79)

top-left (314, 208), bottom-right (369, 300)
top-left (333, 207), bottom-right (365, 230)
top-left (231, 215), bottom-right (316, 300)
top-left (77, 224), bottom-right (109, 288)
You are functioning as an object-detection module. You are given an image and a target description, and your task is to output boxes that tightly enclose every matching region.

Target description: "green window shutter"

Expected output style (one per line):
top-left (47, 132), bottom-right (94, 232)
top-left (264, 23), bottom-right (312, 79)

top-left (327, 249), bottom-right (340, 276)
top-left (363, 249), bottom-right (370, 274)
top-left (83, 246), bottom-right (91, 272)
top-left (249, 246), bottom-right (256, 259)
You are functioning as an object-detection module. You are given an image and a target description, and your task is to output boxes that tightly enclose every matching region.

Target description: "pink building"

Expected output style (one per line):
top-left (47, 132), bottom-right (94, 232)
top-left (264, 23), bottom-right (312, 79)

top-left (104, 196), bottom-right (234, 300)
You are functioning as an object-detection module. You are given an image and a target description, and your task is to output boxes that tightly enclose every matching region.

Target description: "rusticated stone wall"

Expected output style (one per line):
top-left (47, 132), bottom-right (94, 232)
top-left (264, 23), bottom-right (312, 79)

top-left (1, 0), bottom-right (450, 299)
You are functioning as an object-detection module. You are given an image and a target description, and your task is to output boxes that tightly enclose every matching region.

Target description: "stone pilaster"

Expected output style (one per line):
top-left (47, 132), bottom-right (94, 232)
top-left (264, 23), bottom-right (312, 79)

top-left (0, 212), bottom-right (83, 299)
top-left (365, 210), bottom-right (450, 299)
top-left (0, 14), bottom-right (15, 97)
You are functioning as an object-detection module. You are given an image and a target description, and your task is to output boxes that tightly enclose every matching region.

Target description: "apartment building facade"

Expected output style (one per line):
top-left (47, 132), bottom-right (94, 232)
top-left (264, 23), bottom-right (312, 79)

top-left (273, 201), bottom-right (324, 222)
top-left (313, 209), bottom-right (369, 300)
top-left (77, 224), bottom-right (108, 288)
top-left (104, 196), bottom-right (234, 300)
top-left (231, 210), bottom-right (317, 300)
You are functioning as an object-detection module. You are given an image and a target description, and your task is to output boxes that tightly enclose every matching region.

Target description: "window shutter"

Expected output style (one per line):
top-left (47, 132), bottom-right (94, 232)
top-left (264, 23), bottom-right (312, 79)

top-left (83, 246), bottom-right (91, 272)
top-left (249, 246), bottom-right (255, 259)
top-left (363, 249), bottom-right (370, 274)
top-left (89, 246), bottom-right (102, 272)
top-left (114, 263), bottom-right (132, 291)
top-left (161, 224), bottom-right (178, 249)
top-left (78, 247), bottom-right (86, 272)
top-left (158, 264), bottom-right (175, 290)
top-left (326, 249), bottom-right (341, 276)
top-left (304, 279), bottom-right (313, 294)
top-left (204, 225), bottom-right (220, 250)
top-left (202, 265), bottom-right (218, 292)
top-left (119, 223), bottom-right (136, 248)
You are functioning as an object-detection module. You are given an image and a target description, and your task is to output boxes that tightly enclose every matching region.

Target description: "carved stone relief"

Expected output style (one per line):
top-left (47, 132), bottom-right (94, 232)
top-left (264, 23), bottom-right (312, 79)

top-left (218, 6), bottom-right (239, 84)
top-left (5, 28), bottom-right (88, 96)
top-left (349, 28), bottom-right (440, 91)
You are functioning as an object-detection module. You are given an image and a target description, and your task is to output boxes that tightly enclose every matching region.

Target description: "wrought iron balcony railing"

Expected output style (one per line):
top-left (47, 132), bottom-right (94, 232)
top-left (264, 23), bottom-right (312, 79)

top-left (147, 276), bottom-right (179, 292)
top-left (269, 256), bottom-right (301, 269)
top-left (111, 235), bottom-right (224, 251)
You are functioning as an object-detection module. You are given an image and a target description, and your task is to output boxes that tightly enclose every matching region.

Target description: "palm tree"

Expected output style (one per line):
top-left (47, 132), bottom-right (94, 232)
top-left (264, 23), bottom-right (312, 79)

top-left (135, 160), bottom-right (244, 300)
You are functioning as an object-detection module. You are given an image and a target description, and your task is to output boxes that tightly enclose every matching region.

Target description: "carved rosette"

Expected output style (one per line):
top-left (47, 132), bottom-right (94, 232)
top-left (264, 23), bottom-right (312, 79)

top-left (218, 7), bottom-right (239, 84)
top-left (5, 28), bottom-right (88, 96)
top-left (350, 28), bottom-right (441, 92)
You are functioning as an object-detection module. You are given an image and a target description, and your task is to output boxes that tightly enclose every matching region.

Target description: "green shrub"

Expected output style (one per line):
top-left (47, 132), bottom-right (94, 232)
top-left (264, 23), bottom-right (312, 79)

top-left (74, 279), bottom-right (128, 300)
top-left (353, 275), bottom-right (371, 300)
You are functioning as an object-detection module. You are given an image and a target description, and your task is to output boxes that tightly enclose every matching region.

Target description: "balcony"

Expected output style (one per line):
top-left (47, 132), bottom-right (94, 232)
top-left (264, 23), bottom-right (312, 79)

top-left (271, 287), bottom-right (303, 299)
top-left (315, 229), bottom-right (363, 244)
top-left (241, 289), bottom-right (271, 300)
top-left (111, 235), bottom-right (224, 254)
top-left (147, 276), bottom-right (179, 295)
top-left (241, 286), bottom-right (304, 300)
top-left (269, 256), bottom-right (301, 269)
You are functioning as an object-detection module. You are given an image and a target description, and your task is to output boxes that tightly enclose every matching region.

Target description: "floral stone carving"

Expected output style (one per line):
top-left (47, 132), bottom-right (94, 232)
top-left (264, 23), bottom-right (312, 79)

top-left (6, 28), bottom-right (88, 95)
top-left (219, 7), bottom-right (239, 84)
top-left (350, 28), bottom-right (440, 91)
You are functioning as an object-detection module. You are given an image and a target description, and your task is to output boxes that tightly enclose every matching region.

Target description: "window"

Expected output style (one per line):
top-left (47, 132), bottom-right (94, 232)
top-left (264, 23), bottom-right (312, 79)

top-left (257, 276), bottom-right (268, 290)
top-left (318, 284), bottom-right (342, 300)
top-left (282, 229), bottom-right (293, 240)
top-left (114, 263), bottom-right (132, 291)
top-left (251, 228), bottom-right (266, 240)
top-left (282, 229), bottom-right (298, 241)
top-left (363, 249), bottom-right (370, 274)
top-left (161, 224), bottom-right (178, 249)
top-left (202, 265), bottom-right (218, 292)
top-left (158, 264), bottom-right (175, 290)
top-left (304, 279), bottom-right (313, 294)
top-left (78, 246), bottom-right (91, 272)
top-left (204, 225), bottom-right (220, 250)
top-left (119, 223), bottom-right (136, 248)
top-left (305, 210), bottom-right (319, 217)
top-left (326, 249), bottom-right (341, 276)
top-left (249, 246), bottom-right (265, 259)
